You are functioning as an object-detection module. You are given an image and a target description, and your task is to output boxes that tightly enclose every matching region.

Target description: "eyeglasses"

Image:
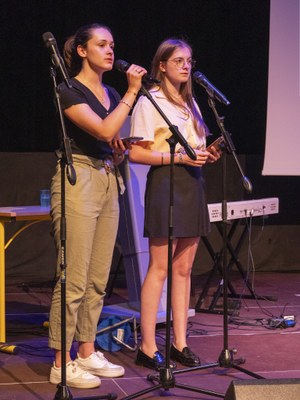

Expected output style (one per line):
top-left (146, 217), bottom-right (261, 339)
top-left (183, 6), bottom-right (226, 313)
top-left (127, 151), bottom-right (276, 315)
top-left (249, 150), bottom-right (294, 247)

top-left (164, 57), bottom-right (196, 69)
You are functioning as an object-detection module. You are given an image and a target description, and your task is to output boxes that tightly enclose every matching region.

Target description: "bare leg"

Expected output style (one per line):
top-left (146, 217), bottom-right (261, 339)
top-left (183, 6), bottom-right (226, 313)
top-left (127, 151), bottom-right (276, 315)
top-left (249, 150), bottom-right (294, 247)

top-left (54, 350), bottom-right (71, 368)
top-left (78, 342), bottom-right (96, 358)
top-left (139, 237), bottom-right (175, 357)
top-left (171, 237), bottom-right (200, 351)
top-left (54, 342), bottom-right (96, 367)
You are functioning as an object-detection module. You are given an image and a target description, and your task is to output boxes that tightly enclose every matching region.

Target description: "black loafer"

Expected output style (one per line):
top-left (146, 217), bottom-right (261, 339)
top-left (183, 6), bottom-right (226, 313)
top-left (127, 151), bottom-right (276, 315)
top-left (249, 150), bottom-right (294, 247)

top-left (170, 344), bottom-right (201, 367)
top-left (135, 348), bottom-right (176, 370)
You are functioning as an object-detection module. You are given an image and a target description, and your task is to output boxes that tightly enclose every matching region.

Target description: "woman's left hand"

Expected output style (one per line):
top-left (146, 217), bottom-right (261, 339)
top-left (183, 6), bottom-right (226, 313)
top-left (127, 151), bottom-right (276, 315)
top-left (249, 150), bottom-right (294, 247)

top-left (206, 145), bottom-right (222, 163)
top-left (110, 138), bottom-right (128, 165)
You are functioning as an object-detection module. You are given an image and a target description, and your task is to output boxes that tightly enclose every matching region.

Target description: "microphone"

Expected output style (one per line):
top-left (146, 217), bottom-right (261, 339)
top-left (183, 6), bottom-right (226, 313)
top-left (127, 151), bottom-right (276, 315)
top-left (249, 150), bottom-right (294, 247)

top-left (193, 71), bottom-right (230, 106)
top-left (114, 59), bottom-right (160, 84)
top-left (42, 32), bottom-right (72, 88)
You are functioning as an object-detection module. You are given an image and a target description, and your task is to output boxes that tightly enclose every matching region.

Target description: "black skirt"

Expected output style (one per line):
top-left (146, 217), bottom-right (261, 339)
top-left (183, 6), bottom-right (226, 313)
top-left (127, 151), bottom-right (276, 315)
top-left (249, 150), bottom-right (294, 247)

top-left (144, 165), bottom-right (211, 238)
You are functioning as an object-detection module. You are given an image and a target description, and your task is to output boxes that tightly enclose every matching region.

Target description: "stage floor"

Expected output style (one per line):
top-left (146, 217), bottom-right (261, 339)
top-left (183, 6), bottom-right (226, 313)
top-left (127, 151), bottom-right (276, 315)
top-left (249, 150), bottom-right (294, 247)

top-left (1, 271), bottom-right (300, 399)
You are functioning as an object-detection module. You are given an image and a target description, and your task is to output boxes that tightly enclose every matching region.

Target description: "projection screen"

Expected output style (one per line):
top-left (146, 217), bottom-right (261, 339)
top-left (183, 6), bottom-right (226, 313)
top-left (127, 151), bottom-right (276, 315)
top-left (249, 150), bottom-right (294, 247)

top-left (262, 0), bottom-right (300, 176)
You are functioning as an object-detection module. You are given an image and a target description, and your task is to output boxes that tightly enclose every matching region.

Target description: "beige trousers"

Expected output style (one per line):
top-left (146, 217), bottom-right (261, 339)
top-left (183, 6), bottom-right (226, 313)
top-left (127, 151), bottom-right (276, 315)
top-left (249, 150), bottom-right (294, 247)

top-left (48, 155), bottom-right (119, 350)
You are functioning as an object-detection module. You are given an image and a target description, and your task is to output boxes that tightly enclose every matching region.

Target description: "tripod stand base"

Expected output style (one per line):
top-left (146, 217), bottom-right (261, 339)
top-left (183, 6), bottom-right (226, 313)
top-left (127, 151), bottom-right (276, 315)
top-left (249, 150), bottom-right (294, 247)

top-left (218, 349), bottom-right (265, 380)
top-left (121, 365), bottom-right (224, 400)
top-left (218, 348), bottom-right (245, 368)
top-left (54, 384), bottom-right (73, 400)
top-left (54, 383), bottom-right (117, 400)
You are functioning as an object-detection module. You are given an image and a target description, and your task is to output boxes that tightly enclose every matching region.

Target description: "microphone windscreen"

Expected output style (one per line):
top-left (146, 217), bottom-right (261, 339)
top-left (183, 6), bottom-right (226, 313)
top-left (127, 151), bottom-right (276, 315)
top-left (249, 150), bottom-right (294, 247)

top-left (114, 59), bottom-right (130, 73)
top-left (193, 71), bottom-right (205, 84)
top-left (42, 32), bottom-right (56, 47)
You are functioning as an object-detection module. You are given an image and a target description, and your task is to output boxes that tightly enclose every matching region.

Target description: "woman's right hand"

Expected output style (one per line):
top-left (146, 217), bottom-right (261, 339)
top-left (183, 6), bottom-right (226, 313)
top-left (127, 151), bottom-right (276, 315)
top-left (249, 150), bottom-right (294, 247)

top-left (180, 149), bottom-right (210, 167)
top-left (125, 64), bottom-right (147, 94)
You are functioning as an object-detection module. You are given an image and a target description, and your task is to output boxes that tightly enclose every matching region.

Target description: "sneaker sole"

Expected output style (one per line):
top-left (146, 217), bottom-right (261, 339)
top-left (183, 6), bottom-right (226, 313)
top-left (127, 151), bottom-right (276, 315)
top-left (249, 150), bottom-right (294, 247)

top-left (49, 374), bottom-right (101, 389)
top-left (50, 375), bottom-right (101, 389)
top-left (79, 366), bottom-right (125, 378)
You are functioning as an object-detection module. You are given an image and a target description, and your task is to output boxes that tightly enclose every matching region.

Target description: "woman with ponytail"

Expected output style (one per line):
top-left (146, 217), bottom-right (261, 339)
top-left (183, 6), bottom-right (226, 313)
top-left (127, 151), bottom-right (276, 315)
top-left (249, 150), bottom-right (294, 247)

top-left (48, 23), bottom-right (146, 389)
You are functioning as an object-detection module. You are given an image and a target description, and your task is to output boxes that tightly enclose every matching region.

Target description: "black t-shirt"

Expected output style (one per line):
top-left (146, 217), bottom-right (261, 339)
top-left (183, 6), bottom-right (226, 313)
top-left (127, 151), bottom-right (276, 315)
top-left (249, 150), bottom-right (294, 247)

top-left (58, 78), bottom-right (121, 159)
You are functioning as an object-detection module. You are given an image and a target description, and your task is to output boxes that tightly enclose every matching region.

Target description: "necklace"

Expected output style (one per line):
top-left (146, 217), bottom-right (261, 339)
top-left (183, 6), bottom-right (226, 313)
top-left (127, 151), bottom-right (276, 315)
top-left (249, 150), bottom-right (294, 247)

top-left (173, 95), bottom-right (190, 120)
top-left (78, 77), bottom-right (108, 107)
top-left (180, 107), bottom-right (190, 120)
top-left (96, 86), bottom-right (108, 106)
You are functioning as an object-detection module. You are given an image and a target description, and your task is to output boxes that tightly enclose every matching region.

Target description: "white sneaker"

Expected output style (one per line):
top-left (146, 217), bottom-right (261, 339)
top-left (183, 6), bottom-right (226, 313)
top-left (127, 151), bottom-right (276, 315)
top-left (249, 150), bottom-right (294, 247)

top-left (49, 360), bottom-right (101, 389)
top-left (76, 351), bottom-right (125, 378)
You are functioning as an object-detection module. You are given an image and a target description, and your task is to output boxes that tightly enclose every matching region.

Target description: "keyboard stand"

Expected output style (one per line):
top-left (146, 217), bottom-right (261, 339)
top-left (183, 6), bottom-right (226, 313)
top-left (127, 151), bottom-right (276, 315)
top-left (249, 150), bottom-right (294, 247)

top-left (195, 219), bottom-right (278, 314)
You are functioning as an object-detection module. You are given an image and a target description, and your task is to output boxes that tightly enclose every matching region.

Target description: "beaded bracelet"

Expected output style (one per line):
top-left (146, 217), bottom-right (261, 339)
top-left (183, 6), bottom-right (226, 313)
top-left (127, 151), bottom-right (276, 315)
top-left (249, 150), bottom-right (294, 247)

top-left (119, 100), bottom-right (132, 109)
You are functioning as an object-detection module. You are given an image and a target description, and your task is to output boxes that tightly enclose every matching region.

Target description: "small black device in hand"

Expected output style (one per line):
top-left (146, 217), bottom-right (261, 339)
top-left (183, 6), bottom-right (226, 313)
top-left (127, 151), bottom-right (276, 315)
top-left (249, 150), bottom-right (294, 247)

top-left (206, 136), bottom-right (224, 151)
top-left (121, 136), bottom-right (143, 144)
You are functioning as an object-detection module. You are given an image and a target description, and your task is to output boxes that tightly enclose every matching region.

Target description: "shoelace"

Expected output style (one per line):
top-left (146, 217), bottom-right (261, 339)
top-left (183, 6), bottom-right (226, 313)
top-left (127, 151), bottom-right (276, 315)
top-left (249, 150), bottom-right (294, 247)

top-left (71, 361), bottom-right (92, 376)
top-left (70, 361), bottom-right (78, 373)
top-left (95, 351), bottom-right (105, 359)
top-left (95, 351), bottom-right (110, 366)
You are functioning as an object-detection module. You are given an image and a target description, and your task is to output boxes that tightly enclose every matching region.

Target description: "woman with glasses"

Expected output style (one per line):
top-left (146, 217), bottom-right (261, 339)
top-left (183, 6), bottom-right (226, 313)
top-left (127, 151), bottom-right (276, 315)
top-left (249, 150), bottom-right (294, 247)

top-left (129, 38), bottom-right (221, 370)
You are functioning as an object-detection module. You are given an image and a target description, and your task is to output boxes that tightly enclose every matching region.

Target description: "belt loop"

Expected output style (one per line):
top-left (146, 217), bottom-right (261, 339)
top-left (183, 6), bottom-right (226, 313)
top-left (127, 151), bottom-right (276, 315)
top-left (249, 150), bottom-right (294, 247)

top-left (115, 166), bottom-right (126, 195)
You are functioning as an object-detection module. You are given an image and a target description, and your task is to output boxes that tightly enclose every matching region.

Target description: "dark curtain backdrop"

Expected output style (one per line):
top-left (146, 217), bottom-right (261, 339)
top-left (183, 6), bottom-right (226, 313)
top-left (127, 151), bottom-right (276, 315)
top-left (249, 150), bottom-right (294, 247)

top-left (1, 0), bottom-right (270, 154)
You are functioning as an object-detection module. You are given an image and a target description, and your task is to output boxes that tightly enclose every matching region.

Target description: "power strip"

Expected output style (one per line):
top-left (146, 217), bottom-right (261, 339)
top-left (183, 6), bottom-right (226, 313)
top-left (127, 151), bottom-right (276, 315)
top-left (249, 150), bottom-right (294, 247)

top-left (268, 315), bottom-right (296, 329)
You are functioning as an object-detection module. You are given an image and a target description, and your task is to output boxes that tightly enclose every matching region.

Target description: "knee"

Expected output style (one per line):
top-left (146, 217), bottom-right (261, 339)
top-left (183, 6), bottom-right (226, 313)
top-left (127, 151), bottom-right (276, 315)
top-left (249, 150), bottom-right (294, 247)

top-left (174, 262), bottom-right (192, 279)
top-left (67, 280), bottom-right (86, 301)
top-left (148, 263), bottom-right (168, 282)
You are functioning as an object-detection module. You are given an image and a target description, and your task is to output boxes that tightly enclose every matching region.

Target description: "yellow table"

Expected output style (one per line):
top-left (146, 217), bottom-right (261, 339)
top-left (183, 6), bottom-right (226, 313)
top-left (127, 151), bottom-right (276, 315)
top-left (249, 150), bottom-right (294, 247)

top-left (0, 206), bottom-right (51, 353)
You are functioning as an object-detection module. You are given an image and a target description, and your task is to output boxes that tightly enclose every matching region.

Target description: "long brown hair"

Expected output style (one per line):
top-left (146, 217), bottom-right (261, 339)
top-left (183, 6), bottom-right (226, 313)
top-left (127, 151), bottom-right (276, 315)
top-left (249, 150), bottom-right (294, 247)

top-left (63, 23), bottom-right (112, 77)
top-left (150, 38), bottom-right (208, 137)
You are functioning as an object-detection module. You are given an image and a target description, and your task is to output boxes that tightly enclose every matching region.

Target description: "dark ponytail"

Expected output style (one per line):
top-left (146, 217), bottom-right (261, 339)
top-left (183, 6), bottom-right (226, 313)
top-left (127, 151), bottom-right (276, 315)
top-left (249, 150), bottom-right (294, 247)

top-left (63, 23), bottom-right (112, 76)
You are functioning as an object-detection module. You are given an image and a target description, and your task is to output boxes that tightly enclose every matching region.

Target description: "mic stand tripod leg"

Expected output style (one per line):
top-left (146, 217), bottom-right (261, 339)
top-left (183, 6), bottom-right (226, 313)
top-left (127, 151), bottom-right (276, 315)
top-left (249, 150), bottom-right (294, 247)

top-left (148, 367), bottom-right (224, 398)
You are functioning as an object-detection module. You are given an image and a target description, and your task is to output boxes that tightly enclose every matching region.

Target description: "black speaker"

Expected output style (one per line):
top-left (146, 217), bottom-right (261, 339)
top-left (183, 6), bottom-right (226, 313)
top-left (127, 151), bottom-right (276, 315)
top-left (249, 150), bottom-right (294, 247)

top-left (224, 378), bottom-right (300, 400)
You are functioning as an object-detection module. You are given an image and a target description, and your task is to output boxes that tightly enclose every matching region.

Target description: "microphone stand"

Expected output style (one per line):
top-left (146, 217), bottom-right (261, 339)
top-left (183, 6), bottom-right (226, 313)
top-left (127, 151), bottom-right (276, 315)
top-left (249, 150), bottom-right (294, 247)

top-left (204, 96), bottom-right (264, 378)
top-left (48, 67), bottom-right (116, 400)
top-left (121, 86), bottom-right (223, 400)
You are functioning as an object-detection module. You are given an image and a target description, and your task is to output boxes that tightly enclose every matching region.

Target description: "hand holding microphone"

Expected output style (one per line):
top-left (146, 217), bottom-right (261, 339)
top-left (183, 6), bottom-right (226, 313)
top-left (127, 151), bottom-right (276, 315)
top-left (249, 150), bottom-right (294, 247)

top-left (115, 59), bottom-right (160, 86)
